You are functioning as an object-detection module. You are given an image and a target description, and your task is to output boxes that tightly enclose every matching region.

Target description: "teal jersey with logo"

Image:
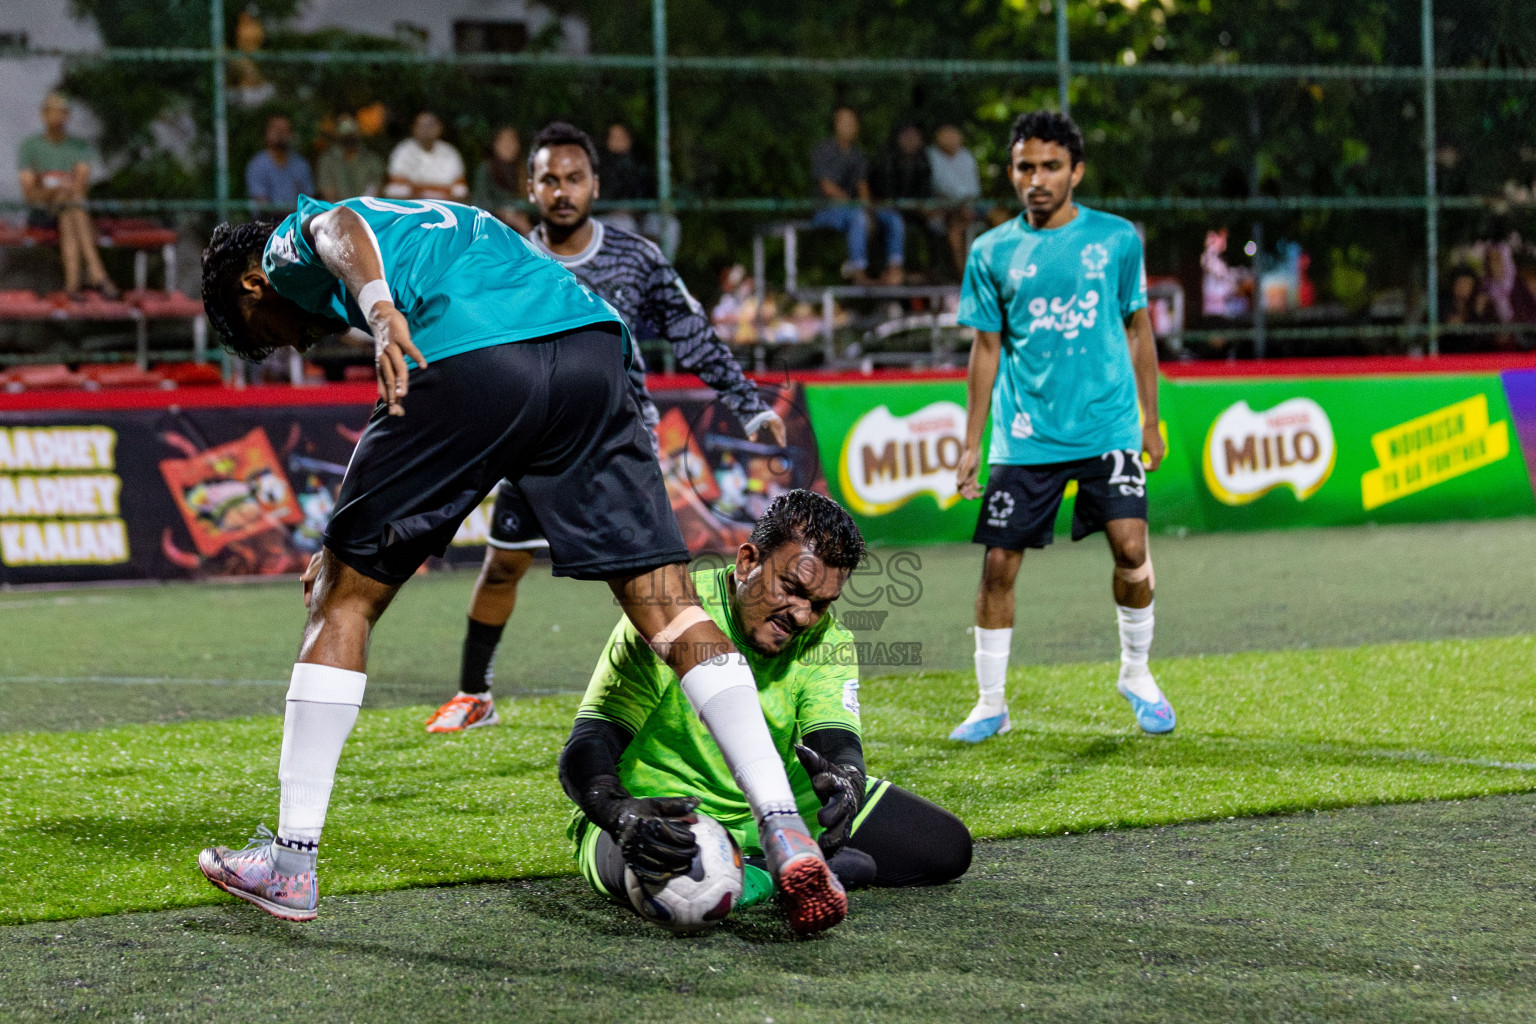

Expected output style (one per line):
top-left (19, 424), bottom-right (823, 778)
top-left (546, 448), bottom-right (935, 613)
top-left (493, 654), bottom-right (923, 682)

top-left (263, 195), bottom-right (627, 365)
top-left (958, 206), bottom-right (1147, 465)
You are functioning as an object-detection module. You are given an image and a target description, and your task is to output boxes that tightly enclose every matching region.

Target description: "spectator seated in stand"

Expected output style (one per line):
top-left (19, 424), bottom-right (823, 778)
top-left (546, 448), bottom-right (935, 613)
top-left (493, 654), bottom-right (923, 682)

top-left (16, 92), bottom-right (121, 301)
top-left (246, 115), bottom-right (313, 210)
top-left (811, 107), bottom-right (905, 286)
top-left (1441, 263), bottom-right (1497, 352)
top-left (316, 115), bottom-right (383, 203)
top-left (385, 111), bottom-right (467, 201)
top-left (873, 123), bottom-right (937, 279)
top-left (472, 126), bottom-right (532, 234)
top-left (599, 121), bottom-right (679, 259)
top-left (927, 124), bottom-right (982, 281)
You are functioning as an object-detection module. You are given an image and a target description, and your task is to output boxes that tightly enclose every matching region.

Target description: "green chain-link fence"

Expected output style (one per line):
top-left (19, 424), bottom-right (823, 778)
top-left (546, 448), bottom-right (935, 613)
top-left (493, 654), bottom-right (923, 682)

top-left (4, 0), bottom-right (1536, 361)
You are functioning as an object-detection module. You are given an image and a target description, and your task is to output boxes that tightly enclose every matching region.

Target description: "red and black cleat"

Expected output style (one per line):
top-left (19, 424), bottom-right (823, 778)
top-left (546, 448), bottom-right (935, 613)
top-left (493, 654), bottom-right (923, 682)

top-left (762, 817), bottom-right (848, 936)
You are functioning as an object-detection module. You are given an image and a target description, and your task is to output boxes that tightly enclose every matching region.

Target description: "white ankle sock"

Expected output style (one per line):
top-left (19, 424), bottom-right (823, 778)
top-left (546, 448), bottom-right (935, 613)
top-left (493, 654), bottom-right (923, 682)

top-left (1116, 603), bottom-right (1163, 701)
top-left (277, 663), bottom-right (365, 855)
top-left (973, 626), bottom-right (1012, 712)
top-left (678, 657), bottom-right (799, 821)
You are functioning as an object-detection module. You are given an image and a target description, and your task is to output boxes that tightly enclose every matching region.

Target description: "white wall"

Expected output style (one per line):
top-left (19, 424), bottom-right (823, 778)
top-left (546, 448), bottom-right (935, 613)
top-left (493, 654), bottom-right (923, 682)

top-left (291, 0), bottom-right (588, 55)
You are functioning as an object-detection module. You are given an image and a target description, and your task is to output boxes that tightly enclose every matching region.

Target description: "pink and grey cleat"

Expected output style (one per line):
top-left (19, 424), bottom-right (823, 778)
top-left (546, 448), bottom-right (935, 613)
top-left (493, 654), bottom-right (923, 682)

top-left (197, 824), bottom-right (318, 922)
top-left (761, 814), bottom-right (847, 936)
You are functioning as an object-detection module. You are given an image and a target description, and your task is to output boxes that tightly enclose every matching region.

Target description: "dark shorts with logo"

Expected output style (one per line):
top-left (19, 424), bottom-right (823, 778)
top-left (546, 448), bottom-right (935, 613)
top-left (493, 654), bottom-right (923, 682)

top-left (972, 450), bottom-right (1148, 551)
top-left (487, 479), bottom-right (548, 551)
top-left (324, 324), bottom-right (689, 586)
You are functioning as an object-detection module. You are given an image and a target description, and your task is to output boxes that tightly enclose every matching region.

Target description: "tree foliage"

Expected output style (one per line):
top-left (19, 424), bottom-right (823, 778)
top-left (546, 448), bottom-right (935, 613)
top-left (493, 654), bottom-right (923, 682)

top-left (54, 0), bottom-right (1536, 322)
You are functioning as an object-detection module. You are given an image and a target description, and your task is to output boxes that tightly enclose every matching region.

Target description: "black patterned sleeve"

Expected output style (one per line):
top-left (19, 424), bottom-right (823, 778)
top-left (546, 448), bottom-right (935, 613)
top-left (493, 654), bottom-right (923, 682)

top-left (639, 257), bottom-right (770, 421)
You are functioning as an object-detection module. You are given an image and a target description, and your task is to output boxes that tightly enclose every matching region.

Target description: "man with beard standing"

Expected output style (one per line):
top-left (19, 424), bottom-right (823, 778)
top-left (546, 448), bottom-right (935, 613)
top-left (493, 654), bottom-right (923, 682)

top-left (424, 122), bottom-right (786, 735)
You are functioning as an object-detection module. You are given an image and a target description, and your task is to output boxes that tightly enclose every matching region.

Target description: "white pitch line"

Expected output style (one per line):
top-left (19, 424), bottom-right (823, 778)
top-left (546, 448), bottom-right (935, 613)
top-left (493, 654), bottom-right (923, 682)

top-left (0, 596), bottom-right (115, 612)
top-left (0, 676), bottom-right (288, 687)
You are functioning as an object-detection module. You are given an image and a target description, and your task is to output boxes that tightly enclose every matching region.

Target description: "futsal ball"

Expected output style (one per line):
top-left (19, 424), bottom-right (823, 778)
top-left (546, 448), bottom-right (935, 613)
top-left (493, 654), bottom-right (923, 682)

top-left (624, 814), bottom-right (745, 935)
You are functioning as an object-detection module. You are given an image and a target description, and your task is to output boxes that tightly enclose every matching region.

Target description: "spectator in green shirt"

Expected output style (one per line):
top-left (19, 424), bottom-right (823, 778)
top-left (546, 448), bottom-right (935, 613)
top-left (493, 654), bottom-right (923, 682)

top-left (471, 125), bottom-right (532, 234)
top-left (315, 115), bottom-right (384, 203)
top-left (16, 92), bottom-right (120, 300)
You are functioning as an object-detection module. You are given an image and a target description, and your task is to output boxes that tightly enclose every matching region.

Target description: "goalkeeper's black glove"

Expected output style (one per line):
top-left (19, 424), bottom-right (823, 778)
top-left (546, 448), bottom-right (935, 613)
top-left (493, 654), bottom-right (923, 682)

top-left (586, 777), bottom-right (700, 885)
top-left (794, 743), bottom-right (866, 855)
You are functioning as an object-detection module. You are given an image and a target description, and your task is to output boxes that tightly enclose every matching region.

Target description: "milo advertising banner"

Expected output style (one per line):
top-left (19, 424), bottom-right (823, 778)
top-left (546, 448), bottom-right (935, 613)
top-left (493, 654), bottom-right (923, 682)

top-left (804, 371), bottom-right (1536, 545)
top-left (802, 381), bottom-right (979, 546)
top-left (1164, 373), bottom-right (1534, 531)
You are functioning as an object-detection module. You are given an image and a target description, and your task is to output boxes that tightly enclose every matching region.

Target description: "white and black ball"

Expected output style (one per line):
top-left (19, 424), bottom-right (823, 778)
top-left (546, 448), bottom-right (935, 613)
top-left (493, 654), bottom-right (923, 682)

top-left (624, 814), bottom-right (745, 935)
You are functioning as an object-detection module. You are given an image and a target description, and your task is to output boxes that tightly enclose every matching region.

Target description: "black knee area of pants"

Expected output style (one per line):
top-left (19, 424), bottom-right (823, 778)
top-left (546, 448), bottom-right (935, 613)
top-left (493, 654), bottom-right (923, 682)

top-left (593, 829), bottom-right (631, 905)
top-left (847, 784), bottom-right (973, 887)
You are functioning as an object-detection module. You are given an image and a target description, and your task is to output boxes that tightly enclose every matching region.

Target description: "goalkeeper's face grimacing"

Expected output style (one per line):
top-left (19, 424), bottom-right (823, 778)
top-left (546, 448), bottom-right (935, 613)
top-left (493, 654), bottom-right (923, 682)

top-left (731, 540), bottom-right (850, 656)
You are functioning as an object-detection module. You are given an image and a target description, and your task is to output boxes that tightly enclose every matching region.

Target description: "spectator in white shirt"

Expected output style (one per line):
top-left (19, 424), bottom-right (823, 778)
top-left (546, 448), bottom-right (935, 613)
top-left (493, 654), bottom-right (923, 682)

top-left (927, 124), bottom-right (982, 280)
top-left (385, 111), bottom-right (467, 201)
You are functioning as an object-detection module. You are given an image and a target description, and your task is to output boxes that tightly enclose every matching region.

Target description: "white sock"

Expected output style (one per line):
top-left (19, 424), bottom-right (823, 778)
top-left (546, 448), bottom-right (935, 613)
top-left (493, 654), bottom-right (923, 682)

top-left (456, 690), bottom-right (490, 700)
top-left (678, 657), bottom-right (800, 823)
top-left (277, 663), bottom-right (366, 865)
top-left (972, 626), bottom-right (1012, 714)
top-left (1116, 603), bottom-right (1163, 701)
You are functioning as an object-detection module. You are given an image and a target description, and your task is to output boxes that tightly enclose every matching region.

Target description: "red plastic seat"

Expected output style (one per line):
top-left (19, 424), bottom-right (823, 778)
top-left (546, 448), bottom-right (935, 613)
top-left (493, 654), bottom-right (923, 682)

top-left (79, 364), bottom-right (169, 389)
top-left (99, 218), bottom-right (178, 248)
top-left (7, 364), bottom-right (87, 390)
top-left (53, 292), bottom-right (137, 319)
top-left (159, 362), bottom-right (224, 387)
top-left (0, 290), bottom-right (61, 319)
top-left (131, 290), bottom-right (204, 318)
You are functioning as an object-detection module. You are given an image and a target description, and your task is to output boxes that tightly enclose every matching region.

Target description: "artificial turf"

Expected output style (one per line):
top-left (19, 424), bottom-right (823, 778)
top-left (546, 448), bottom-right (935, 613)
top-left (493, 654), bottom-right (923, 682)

top-left (4, 795), bottom-right (1535, 1023)
top-left (5, 518), bottom-right (1536, 733)
top-left (4, 633), bottom-right (1536, 924)
top-left (5, 520), bottom-right (1536, 1021)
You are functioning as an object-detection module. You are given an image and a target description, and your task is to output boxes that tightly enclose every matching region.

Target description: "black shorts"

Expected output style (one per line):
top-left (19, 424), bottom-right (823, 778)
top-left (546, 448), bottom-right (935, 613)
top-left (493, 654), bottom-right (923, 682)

top-left (324, 325), bottom-right (689, 585)
top-left (972, 450), bottom-right (1148, 551)
top-left (487, 479), bottom-right (548, 552)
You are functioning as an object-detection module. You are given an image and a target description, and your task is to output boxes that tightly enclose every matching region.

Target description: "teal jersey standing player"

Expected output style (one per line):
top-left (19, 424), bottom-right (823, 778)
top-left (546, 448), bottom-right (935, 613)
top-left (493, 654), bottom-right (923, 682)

top-left (950, 112), bottom-right (1175, 743)
top-left (192, 194), bottom-right (852, 935)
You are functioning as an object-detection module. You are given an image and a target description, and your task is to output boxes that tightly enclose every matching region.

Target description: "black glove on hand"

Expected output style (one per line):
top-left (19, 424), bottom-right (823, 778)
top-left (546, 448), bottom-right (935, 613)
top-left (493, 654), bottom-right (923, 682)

top-left (587, 778), bottom-right (700, 885)
top-left (794, 743), bottom-right (866, 855)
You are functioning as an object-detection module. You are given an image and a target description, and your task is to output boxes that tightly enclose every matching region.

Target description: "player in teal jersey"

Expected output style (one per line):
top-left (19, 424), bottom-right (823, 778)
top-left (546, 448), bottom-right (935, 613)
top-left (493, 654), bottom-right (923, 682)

top-left (559, 490), bottom-right (971, 932)
top-left (193, 198), bottom-right (848, 932)
top-left (950, 112), bottom-right (1175, 743)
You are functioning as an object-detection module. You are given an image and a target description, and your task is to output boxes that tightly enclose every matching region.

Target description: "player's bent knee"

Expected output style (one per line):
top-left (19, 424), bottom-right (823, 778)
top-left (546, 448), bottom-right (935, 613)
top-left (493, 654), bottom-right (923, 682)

top-left (923, 812), bottom-right (974, 885)
top-left (310, 552), bottom-right (399, 626)
top-left (1113, 554), bottom-right (1154, 590)
top-left (482, 551), bottom-right (531, 588)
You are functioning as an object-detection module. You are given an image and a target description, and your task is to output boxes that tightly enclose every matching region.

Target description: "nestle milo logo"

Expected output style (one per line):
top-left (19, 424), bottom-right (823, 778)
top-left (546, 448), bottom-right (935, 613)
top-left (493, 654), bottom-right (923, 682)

top-left (838, 402), bottom-right (966, 516)
top-left (1203, 398), bottom-right (1336, 505)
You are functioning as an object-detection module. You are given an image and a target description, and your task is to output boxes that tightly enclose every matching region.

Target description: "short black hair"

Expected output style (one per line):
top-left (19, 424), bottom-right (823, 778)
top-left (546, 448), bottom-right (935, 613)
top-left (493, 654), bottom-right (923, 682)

top-left (529, 121), bottom-right (600, 177)
top-left (201, 220), bottom-right (278, 360)
top-left (749, 489), bottom-right (866, 571)
top-left (1010, 110), bottom-right (1085, 166)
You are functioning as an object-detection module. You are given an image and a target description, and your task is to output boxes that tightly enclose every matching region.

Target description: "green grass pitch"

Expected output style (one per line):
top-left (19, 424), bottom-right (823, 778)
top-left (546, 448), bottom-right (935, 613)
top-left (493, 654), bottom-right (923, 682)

top-left (3, 520), bottom-right (1536, 1021)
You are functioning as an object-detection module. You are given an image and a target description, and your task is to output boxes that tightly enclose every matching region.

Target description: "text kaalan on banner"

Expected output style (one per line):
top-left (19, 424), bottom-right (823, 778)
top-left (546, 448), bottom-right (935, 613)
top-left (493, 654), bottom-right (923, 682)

top-left (0, 427), bottom-right (129, 567)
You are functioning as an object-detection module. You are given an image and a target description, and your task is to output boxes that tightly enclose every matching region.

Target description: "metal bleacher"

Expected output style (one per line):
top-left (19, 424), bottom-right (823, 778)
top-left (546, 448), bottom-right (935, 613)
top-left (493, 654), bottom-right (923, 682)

top-left (751, 219), bottom-right (964, 369)
top-left (0, 218), bottom-right (208, 375)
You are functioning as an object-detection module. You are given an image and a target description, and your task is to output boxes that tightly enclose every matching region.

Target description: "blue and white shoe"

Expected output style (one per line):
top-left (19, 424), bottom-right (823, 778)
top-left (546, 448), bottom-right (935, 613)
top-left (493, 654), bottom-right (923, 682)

top-left (1118, 671), bottom-right (1175, 734)
top-left (948, 703), bottom-right (1012, 743)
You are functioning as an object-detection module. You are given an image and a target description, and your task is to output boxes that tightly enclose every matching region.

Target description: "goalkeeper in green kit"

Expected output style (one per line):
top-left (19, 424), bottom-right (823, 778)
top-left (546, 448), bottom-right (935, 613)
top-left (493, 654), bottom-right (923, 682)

top-left (559, 490), bottom-right (972, 929)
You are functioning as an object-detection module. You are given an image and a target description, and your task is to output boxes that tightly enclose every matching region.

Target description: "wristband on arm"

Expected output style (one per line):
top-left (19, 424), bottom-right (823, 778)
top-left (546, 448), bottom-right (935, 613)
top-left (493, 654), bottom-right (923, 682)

top-left (356, 278), bottom-right (392, 315)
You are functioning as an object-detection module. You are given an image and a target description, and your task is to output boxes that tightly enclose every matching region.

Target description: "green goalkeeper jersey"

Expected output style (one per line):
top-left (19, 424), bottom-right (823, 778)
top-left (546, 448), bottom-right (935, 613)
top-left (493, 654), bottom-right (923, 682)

top-left (574, 563), bottom-right (862, 854)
